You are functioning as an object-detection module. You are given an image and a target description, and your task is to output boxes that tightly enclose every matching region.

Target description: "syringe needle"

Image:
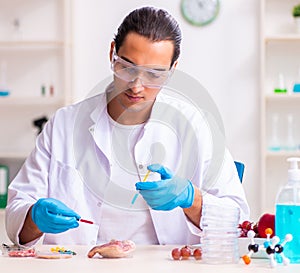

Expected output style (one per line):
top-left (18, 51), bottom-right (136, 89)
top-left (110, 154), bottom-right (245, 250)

top-left (131, 170), bottom-right (151, 205)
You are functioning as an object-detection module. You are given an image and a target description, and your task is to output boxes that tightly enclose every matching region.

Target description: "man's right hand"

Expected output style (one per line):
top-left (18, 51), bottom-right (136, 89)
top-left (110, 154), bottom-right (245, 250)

top-left (31, 198), bottom-right (81, 234)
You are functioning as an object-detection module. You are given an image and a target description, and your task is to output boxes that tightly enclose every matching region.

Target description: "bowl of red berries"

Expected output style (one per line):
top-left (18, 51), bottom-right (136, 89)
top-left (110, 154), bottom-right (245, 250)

top-left (238, 213), bottom-right (275, 259)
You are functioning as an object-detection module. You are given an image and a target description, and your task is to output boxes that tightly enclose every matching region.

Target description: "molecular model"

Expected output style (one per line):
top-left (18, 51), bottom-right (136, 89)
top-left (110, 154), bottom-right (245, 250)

top-left (242, 228), bottom-right (293, 268)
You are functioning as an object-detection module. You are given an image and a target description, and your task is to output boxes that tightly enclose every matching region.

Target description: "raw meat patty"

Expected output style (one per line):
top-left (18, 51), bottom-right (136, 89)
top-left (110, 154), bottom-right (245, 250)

top-left (88, 239), bottom-right (136, 258)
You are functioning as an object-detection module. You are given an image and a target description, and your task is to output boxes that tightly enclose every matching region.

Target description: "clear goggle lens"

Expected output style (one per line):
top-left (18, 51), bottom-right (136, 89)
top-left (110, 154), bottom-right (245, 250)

top-left (111, 52), bottom-right (172, 88)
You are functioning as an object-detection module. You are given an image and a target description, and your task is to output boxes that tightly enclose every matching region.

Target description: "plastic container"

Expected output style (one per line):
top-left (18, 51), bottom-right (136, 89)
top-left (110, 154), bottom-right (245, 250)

top-left (275, 157), bottom-right (300, 263)
top-left (200, 204), bottom-right (240, 264)
top-left (0, 61), bottom-right (10, 96)
top-left (274, 73), bottom-right (287, 93)
top-left (293, 67), bottom-right (300, 93)
top-left (285, 114), bottom-right (297, 151)
top-left (268, 113), bottom-right (281, 152)
top-left (293, 83), bottom-right (300, 92)
top-left (1, 244), bottom-right (36, 257)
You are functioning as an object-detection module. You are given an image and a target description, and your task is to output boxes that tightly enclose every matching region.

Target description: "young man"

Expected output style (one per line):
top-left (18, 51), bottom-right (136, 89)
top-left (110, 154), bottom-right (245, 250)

top-left (6, 7), bottom-right (249, 246)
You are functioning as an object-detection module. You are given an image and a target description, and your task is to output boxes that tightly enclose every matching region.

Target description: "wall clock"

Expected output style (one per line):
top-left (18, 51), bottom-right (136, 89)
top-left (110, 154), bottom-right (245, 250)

top-left (180, 0), bottom-right (220, 26)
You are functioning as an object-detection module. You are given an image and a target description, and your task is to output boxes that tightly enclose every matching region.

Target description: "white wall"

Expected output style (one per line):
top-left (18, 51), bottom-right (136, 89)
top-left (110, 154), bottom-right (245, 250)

top-left (72, 0), bottom-right (261, 220)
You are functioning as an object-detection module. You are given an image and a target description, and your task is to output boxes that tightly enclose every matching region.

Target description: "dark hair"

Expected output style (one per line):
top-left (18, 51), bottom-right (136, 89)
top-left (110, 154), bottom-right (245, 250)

top-left (114, 7), bottom-right (181, 67)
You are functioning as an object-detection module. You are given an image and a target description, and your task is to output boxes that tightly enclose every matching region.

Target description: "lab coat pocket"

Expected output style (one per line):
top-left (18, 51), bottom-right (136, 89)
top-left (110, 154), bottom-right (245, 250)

top-left (49, 159), bottom-right (103, 231)
top-left (49, 159), bottom-right (84, 206)
top-left (49, 160), bottom-right (82, 196)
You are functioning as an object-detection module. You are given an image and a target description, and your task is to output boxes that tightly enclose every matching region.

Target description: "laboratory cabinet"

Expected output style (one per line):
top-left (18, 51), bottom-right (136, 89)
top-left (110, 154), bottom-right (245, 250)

top-left (0, 0), bottom-right (73, 224)
top-left (261, 0), bottom-right (300, 213)
top-left (0, 1), bottom-right (72, 160)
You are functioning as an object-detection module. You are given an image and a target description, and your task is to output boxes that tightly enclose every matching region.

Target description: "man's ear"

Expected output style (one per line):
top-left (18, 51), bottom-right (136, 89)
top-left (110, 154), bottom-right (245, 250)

top-left (173, 60), bottom-right (178, 69)
top-left (109, 41), bottom-right (115, 62)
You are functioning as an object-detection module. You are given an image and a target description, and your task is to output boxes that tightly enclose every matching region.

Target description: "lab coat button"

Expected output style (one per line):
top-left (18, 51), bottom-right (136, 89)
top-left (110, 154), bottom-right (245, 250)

top-left (138, 164), bottom-right (143, 169)
top-left (97, 202), bottom-right (101, 207)
top-left (90, 240), bottom-right (96, 245)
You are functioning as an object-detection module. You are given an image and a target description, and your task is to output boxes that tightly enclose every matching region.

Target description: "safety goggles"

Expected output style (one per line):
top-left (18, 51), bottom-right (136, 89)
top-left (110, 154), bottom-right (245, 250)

top-left (111, 50), bottom-right (173, 88)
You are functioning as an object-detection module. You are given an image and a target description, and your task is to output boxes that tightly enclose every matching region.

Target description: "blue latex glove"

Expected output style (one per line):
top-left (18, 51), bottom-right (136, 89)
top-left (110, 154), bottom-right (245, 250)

top-left (135, 164), bottom-right (194, 210)
top-left (31, 198), bottom-right (81, 234)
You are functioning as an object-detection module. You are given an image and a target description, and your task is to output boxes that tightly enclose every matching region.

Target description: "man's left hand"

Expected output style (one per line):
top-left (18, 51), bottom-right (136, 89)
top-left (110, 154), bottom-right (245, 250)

top-left (135, 164), bottom-right (194, 210)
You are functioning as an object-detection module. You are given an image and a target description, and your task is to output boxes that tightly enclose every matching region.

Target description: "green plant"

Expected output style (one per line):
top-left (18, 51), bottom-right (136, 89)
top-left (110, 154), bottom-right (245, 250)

top-left (293, 4), bottom-right (300, 17)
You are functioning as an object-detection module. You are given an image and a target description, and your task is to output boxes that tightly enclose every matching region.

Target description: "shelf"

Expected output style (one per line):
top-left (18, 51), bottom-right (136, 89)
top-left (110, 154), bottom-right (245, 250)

top-left (265, 35), bottom-right (300, 42)
top-left (265, 93), bottom-right (300, 101)
top-left (0, 96), bottom-right (65, 107)
top-left (0, 152), bottom-right (30, 159)
top-left (0, 40), bottom-right (66, 50)
top-left (266, 151), bottom-right (300, 158)
top-left (260, 0), bottom-right (300, 213)
top-left (0, 0), bottom-right (73, 236)
top-left (0, 0), bottom-right (72, 161)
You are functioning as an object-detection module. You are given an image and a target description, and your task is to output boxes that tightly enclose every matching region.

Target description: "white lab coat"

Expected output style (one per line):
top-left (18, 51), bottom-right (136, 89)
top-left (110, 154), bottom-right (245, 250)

top-left (6, 87), bottom-right (249, 246)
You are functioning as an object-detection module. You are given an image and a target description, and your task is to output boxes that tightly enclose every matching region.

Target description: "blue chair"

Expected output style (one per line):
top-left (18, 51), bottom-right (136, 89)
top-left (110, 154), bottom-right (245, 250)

top-left (234, 161), bottom-right (245, 183)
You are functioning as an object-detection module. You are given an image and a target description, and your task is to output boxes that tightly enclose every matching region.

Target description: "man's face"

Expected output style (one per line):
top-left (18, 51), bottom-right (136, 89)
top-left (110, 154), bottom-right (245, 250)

top-left (109, 32), bottom-right (175, 114)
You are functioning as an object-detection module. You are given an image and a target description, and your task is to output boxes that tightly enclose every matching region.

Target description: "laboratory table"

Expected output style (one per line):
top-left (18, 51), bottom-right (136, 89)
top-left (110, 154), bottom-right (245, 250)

top-left (1, 245), bottom-right (300, 273)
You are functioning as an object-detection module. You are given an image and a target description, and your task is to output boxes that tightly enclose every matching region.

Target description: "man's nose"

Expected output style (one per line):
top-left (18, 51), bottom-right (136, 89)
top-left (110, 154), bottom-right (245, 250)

top-left (128, 77), bottom-right (145, 93)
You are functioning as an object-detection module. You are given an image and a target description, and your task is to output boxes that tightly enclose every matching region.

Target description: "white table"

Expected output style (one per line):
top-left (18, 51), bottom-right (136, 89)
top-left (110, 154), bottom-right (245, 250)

top-left (1, 245), bottom-right (299, 273)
